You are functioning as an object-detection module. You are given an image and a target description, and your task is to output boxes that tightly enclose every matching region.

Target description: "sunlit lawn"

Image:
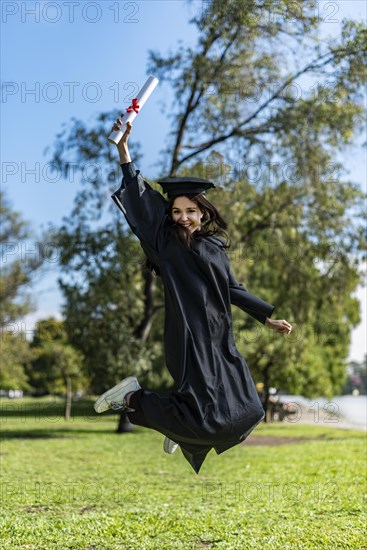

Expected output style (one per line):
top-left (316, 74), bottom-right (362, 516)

top-left (0, 397), bottom-right (366, 549)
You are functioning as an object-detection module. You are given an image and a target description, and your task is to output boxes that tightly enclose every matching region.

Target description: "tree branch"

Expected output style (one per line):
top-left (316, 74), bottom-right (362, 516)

top-left (170, 27), bottom-right (242, 173)
top-left (172, 47), bottom-right (357, 169)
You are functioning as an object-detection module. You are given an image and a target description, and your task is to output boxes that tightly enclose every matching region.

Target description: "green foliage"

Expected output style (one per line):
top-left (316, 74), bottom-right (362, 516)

top-left (180, 153), bottom-right (363, 398)
top-left (29, 319), bottom-right (87, 396)
top-left (53, 223), bottom-right (167, 393)
top-left (0, 334), bottom-right (33, 391)
top-left (0, 191), bottom-right (45, 392)
top-left (0, 191), bottom-right (44, 325)
top-left (149, 3), bottom-right (366, 173)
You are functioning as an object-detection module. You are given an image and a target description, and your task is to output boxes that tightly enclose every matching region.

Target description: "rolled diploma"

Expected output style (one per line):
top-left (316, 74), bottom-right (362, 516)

top-left (108, 75), bottom-right (159, 145)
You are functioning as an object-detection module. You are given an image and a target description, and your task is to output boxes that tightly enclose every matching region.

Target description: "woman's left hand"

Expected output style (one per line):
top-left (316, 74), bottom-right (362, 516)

top-left (265, 318), bottom-right (293, 334)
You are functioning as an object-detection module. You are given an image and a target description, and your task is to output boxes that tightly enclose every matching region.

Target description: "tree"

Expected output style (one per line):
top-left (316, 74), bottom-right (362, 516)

top-left (50, 208), bottom-right (170, 431)
top-left (49, 0), bottom-right (366, 420)
top-left (0, 191), bottom-right (44, 392)
top-left (0, 333), bottom-right (33, 392)
top-left (147, 0), bottom-right (367, 412)
top-left (55, 227), bottom-right (167, 391)
top-left (29, 319), bottom-right (87, 420)
top-left (0, 190), bottom-right (44, 325)
top-left (149, 2), bottom-right (366, 174)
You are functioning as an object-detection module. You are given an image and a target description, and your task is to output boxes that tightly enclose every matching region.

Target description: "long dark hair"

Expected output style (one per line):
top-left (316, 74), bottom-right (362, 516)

top-left (144, 193), bottom-right (230, 275)
top-left (167, 193), bottom-right (229, 249)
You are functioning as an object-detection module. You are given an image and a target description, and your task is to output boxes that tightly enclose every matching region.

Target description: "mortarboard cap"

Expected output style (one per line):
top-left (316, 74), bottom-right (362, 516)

top-left (158, 177), bottom-right (215, 198)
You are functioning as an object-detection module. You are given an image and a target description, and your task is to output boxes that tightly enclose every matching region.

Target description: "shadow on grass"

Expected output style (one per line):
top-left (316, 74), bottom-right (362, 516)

top-left (0, 399), bottom-right (98, 418)
top-left (0, 399), bottom-right (142, 440)
top-left (0, 427), bottom-right (141, 440)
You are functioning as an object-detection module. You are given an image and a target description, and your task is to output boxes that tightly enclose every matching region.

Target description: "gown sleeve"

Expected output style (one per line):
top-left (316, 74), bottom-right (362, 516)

top-left (228, 267), bottom-right (275, 325)
top-left (111, 162), bottom-right (168, 253)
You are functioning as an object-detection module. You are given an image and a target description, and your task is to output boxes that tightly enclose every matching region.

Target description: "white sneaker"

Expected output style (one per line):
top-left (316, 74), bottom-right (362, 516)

top-left (94, 376), bottom-right (141, 413)
top-left (163, 437), bottom-right (179, 454)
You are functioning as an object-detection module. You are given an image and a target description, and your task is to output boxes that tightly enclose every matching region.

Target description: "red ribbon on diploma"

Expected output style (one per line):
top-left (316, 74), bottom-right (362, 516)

top-left (126, 98), bottom-right (140, 114)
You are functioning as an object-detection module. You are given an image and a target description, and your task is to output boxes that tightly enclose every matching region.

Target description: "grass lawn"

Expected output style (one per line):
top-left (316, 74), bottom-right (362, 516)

top-left (0, 397), bottom-right (366, 549)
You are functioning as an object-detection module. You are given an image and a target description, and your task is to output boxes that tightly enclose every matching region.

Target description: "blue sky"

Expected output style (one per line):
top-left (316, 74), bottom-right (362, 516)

top-left (1, 0), bottom-right (366, 363)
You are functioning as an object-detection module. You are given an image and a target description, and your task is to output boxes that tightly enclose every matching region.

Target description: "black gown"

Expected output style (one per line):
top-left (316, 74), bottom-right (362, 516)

top-left (111, 163), bottom-right (275, 473)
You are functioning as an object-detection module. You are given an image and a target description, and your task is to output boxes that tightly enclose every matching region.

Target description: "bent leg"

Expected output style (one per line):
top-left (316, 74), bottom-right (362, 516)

top-left (126, 389), bottom-right (205, 443)
top-left (126, 389), bottom-right (231, 473)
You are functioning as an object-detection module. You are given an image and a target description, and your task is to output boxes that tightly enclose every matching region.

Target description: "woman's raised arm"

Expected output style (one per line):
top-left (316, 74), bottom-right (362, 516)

top-left (110, 121), bottom-right (168, 257)
top-left (115, 119), bottom-right (132, 164)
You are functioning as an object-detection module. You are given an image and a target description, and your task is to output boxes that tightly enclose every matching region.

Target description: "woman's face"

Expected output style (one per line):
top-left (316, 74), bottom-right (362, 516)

top-left (171, 196), bottom-right (204, 234)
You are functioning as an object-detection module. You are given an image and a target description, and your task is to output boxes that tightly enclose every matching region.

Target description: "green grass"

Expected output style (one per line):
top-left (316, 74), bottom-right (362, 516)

top-left (0, 397), bottom-right (366, 549)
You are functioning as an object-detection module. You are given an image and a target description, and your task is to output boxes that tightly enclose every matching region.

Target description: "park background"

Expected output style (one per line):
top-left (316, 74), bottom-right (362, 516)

top-left (1, 1), bottom-right (367, 548)
top-left (1, 0), bottom-right (366, 366)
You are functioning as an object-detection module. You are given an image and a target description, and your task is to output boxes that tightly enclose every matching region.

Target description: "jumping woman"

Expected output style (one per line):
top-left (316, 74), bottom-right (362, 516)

top-left (94, 120), bottom-right (293, 473)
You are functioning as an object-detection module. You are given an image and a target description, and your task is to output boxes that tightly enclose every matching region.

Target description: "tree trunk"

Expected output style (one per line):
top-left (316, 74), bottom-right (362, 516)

top-left (263, 394), bottom-right (270, 423)
top-left (116, 412), bottom-right (134, 433)
top-left (134, 269), bottom-right (163, 343)
top-left (262, 364), bottom-right (271, 423)
top-left (65, 375), bottom-right (72, 421)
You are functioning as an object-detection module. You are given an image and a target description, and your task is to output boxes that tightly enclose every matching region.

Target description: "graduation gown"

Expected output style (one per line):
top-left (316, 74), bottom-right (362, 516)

top-left (111, 163), bottom-right (275, 473)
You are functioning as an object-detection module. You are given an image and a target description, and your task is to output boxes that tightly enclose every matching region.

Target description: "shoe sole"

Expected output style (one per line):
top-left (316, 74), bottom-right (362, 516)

top-left (94, 376), bottom-right (140, 413)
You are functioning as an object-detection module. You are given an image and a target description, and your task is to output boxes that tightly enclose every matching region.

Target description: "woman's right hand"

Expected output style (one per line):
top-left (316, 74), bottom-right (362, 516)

top-left (112, 120), bottom-right (132, 163)
top-left (112, 119), bottom-right (132, 144)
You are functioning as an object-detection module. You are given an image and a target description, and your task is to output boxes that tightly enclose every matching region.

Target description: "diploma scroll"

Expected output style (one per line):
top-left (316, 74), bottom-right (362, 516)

top-left (108, 75), bottom-right (159, 145)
